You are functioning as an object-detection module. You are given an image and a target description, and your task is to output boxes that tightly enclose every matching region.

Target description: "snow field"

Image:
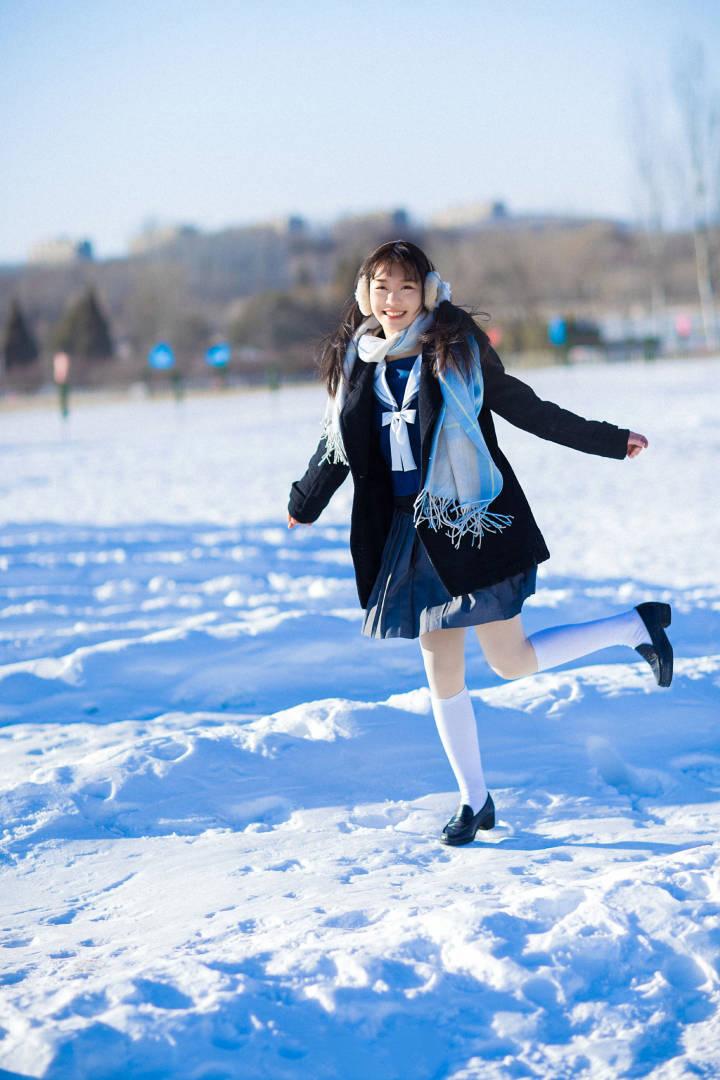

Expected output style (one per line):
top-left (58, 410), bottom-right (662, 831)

top-left (0, 358), bottom-right (718, 1078)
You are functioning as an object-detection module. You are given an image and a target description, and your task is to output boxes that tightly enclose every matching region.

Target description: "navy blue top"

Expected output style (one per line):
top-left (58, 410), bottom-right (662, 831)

top-left (373, 355), bottom-right (422, 496)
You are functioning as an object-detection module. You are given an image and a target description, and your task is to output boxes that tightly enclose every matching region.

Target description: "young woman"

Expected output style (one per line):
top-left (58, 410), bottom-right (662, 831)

top-left (287, 240), bottom-right (673, 847)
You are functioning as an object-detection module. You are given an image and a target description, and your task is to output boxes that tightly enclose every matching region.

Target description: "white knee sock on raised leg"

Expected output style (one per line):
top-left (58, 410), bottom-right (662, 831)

top-left (528, 608), bottom-right (652, 672)
top-left (429, 685), bottom-right (488, 812)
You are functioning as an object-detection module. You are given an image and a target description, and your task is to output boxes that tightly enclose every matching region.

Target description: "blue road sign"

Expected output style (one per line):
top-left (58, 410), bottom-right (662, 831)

top-left (206, 343), bottom-right (231, 367)
top-left (548, 318), bottom-right (567, 346)
top-left (148, 342), bottom-right (175, 370)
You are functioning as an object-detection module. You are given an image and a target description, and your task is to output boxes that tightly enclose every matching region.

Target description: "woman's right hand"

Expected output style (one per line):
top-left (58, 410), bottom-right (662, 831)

top-left (287, 513), bottom-right (312, 528)
top-left (626, 430), bottom-right (649, 458)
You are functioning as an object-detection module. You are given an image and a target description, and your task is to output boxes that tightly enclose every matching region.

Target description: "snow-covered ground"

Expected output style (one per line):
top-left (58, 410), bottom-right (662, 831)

top-left (1, 357), bottom-right (718, 1079)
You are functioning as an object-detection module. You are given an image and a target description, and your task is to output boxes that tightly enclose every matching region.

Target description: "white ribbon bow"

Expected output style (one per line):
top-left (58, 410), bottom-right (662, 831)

top-left (382, 406), bottom-right (418, 470)
top-left (373, 353), bottom-right (423, 472)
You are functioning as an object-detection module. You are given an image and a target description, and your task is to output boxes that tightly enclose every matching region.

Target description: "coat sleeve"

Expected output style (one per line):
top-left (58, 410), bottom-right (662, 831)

top-left (288, 432), bottom-right (351, 523)
top-left (480, 343), bottom-right (630, 460)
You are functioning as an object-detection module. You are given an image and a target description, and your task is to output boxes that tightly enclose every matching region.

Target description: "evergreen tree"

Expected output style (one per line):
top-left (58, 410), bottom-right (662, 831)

top-left (53, 287), bottom-right (114, 361)
top-left (3, 298), bottom-right (39, 369)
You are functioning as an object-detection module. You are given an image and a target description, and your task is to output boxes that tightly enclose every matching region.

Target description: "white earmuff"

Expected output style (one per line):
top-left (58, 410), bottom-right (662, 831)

top-left (354, 275), bottom-right (372, 317)
top-left (423, 270), bottom-right (452, 310)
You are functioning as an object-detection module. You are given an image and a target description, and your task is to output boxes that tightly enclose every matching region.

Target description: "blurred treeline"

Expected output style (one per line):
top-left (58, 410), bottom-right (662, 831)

top-left (1, 214), bottom-right (718, 393)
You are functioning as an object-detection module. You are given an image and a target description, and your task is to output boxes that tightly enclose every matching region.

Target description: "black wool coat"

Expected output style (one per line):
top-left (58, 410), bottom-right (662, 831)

top-left (288, 336), bottom-right (630, 610)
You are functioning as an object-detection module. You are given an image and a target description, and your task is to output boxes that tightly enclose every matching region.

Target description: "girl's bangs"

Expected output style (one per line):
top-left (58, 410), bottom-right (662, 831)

top-left (367, 256), bottom-right (422, 284)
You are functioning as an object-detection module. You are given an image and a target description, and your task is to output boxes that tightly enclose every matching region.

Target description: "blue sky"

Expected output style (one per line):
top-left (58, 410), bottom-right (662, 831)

top-left (0, 0), bottom-right (717, 263)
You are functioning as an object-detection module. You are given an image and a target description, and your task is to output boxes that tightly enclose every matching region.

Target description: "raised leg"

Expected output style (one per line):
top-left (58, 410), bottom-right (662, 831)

top-left (527, 609), bottom-right (651, 672)
top-left (473, 609), bottom-right (653, 681)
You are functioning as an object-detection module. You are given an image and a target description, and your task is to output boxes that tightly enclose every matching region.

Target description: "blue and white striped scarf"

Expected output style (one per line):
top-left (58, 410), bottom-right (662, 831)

top-left (320, 310), bottom-right (513, 549)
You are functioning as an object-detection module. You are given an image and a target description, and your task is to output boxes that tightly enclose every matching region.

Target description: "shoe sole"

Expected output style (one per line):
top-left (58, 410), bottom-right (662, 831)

top-left (635, 601), bottom-right (673, 687)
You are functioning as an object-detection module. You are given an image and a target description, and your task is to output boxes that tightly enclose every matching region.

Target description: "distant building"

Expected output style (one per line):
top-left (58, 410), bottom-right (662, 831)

top-left (288, 220), bottom-right (336, 288)
top-left (429, 201), bottom-right (629, 232)
top-left (129, 223), bottom-right (200, 255)
top-left (430, 200), bottom-right (509, 228)
top-left (287, 239), bottom-right (337, 288)
top-left (263, 214), bottom-right (336, 287)
top-left (273, 209), bottom-right (411, 238)
top-left (332, 206), bottom-right (417, 243)
top-left (27, 236), bottom-right (95, 265)
top-left (508, 209), bottom-right (630, 232)
top-left (286, 215), bottom-right (307, 236)
top-left (267, 214), bottom-right (309, 236)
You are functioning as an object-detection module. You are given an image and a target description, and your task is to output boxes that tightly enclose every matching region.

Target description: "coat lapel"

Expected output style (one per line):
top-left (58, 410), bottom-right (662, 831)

top-left (418, 345), bottom-right (443, 482)
top-left (339, 360), bottom-right (375, 476)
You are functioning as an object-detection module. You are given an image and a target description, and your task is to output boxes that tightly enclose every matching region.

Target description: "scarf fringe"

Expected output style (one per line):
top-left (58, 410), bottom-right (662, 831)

top-left (412, 489), bottom-right (514, 550)
top-left (318, 417), bottom-right (350, 467)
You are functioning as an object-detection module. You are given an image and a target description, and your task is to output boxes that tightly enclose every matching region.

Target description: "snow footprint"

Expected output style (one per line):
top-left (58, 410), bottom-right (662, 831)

top-left (337, 861), bottom-right (369, 884)
top-left (586, 736), bottom-right (665, 798)
top-left (125, 978), bottom-right (193, 1010)
top-left (78, 780), bottom-right (114, 801)
top-left (0, 969), bottom-right (28, 985)
top-left (675, 754), bottom-right (720, 792)
top-left (1, 937), bottom-right (34, 949)
top-left (266, 858), bottom-right (304, 872)
top-left (144, 738), bottom-right (192, 762)
top-left (347, 803), bottom-right (408, 830)
top-left (322, 910), bottom-right (372, 928)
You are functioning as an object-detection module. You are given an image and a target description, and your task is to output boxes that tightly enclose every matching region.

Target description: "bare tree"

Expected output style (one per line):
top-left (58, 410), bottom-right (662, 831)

top-left (625, 76), bottom-right (669, 338)
top-left (671, 38), bottom-right (719, 349)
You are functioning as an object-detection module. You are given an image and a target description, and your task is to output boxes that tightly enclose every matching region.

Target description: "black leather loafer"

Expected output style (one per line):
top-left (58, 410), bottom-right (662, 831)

top-left (634, 601), bottom-right (673, 687)
top-left (440, 792), bottom-right (496, 846)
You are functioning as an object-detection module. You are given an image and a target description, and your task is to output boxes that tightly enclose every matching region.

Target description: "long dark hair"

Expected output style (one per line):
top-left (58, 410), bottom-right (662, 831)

top-left (318, 239), bottom-right (491, 397)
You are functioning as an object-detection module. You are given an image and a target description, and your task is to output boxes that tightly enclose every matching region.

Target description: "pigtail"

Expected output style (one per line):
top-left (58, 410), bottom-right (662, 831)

top-left (316, 297), bottom-right (365, 398)
top-left (424, 302), bottom-right (492, 379)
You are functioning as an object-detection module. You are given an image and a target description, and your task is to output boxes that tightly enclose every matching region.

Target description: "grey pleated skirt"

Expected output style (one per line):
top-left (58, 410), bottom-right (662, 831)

top-left (361, 496), bottom-right (538, 640)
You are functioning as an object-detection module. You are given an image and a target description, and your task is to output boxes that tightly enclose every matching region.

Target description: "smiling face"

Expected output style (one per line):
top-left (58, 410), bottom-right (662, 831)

top-left (369, 261), bottom-right (424, 338)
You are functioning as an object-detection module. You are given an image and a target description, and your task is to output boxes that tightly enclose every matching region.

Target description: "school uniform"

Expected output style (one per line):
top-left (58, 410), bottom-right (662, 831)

top-left (288, 326), bottom-right (629, 636)
top-left (361, 354), bottom-right (538, 638)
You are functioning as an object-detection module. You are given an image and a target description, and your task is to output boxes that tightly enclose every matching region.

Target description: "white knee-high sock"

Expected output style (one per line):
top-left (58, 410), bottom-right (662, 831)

top-left (430, 685), bottom-right (488, 812)
top-left (528, 608), bottom-right (652, 672)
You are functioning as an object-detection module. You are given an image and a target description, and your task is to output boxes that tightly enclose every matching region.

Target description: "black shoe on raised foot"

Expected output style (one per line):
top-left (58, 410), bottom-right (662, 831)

top-left (634, 601), bottom-right (673, 688)
top-left (440, 792), bottom-right (496, 846)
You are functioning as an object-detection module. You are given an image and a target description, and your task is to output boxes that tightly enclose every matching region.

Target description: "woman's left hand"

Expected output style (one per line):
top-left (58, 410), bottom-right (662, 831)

top-left (626, 431), bottom-right (649, 458)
